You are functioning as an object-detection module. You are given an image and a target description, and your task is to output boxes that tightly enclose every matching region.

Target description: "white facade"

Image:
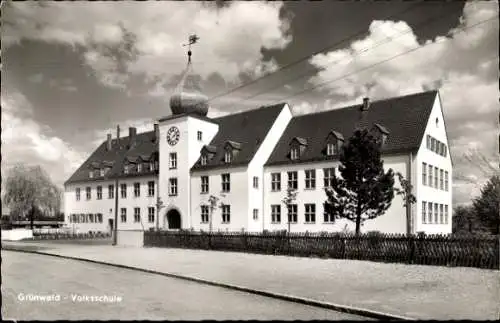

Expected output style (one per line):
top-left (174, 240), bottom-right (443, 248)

top-left (65, 93), bottom-right (452, 235)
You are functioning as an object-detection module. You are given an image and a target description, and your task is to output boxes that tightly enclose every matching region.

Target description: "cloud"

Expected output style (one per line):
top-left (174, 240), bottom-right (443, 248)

top-left (3, 1), bottom-right (291, 92)
top-left (303, 1), bottom-right (498, 204)
top-left (1, 89), bottom-right (86, 189)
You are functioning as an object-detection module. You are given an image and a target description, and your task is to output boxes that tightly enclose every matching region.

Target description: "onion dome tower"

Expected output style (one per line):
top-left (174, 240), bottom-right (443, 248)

top-left (169, 34), bottom-right (209, 117)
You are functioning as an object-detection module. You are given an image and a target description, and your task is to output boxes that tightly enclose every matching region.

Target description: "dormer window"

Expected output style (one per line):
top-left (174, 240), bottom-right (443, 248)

top-left (124, 165), bottom-right (129, 174)
top-left (372, 123), bottom-right (390, 146)
top-left (289, 137), bottom-right (307, 161)
top-left (326, 143), bottom-right (336, 156)
top-left (201, 155), bottom-right (208, 166)
top-left (224, 150), bottom-right (232, 163)
top-left (325, 131), bottom-right (344, 157)
top-left (290, 147), bottom-right (299, 160)
top-left (89, 171), bottom-right (94, 178)
top-left (149, 162), bottom-right (154, 171)
top-left (100, 169), bottom-right (105, 177)
top-left (137, 164), bottom-right (142, 173)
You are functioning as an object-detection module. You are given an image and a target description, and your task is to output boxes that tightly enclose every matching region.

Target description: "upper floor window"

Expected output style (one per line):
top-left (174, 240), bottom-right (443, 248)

top-left (290, 147), bottom-right (299, 161)
top-left (221, 173), bottom-right (230, 192)
top-left (201, 176), bottom-right (209, 194)
top-left (422, 162), bottom-right (427, 186)
top-left (428, 165), bottom-right (433, 188)
top-left (134, 182), bottom-right (141, 197)
top-left (422, 201), bottom-right (427, 224)
top-left (86, 187), bottom-right (91, 200)
top-left (323, 168), bottom-right (335, 188)
top-left (169, 152), bottom-right (177, 169)
top-left (253, 209), bottom-right (259, 221)
top-left (148, 181), bottom-right (155, 197)
top-left (287, 171), bottom-right (298, 190)
top-left (439, 169), bottom-right (444, 190)
top-left (76, 188), bottom-right (81, 201)
top-left (120, 183), bottom-right (127, 199)
top-left (305, 169), bottom-right (316, 189)
top-left (426, 135), bottom-right (431, 149)
top-left (201, 155), bottom-right (208, 166)
top-left (224, 150), bottom-right (232, 163)
top-left (444, 205), bottom-right (449, 224)
top-left (445, 171), bottom-right (449, 191)
top-left (97, 186), bottom-right (102, 200)
top-left (434, 166), bottom-right (438, 188)
top-left (197, 131), bottom-right (203, 141)
top-left (253, 176), bottom-right (259, 189)
top-left (108, 185), bottom-right (114, 199)
top-left (169, 178), bottom-right (178, 196)
top-left (435, 117), bottom-right (439, 127)
top-left (271, 173), bottom-right (281, 191)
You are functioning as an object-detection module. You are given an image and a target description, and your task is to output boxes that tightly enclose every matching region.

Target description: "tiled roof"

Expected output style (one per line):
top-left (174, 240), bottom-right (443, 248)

top-left (265, 90), bottom-right (437, 166)
top-left (65, 131), bottom-right (158, 185)
top-left (191, 103), bottom-right (286, 171)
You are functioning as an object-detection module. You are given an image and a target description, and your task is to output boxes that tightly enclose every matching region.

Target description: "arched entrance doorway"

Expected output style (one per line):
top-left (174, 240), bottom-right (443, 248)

top-left (166, 209), bottom-right (181, 230)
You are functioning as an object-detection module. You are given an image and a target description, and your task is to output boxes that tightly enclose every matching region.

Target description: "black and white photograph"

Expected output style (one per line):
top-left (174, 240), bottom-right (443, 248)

top-left (1, 0), bottom-right (499, 321)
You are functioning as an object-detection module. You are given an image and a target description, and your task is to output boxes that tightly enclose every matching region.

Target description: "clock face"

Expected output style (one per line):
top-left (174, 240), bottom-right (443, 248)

top-left (166, 126), bottom-right (180, 146)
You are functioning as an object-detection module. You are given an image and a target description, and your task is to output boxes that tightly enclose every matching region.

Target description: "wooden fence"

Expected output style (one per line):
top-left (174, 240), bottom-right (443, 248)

top-left (144, 230), bottom-right (500, 270)
top-left (31, 231), bottom-right (111, 240)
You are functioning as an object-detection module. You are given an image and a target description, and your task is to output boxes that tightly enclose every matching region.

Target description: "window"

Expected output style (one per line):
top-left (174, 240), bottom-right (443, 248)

top-left (201, 176), bottom-right (209, 194)
top-left (120, 208), bottom-right (127, 223)
top-left (124, 165), bottom-right (129, 174)
top-left (120, 184), bottom-right (127, 199)
top-left (89, 171), bottom-right (94, 179)
top-left (221, 173), bottom-right (230, 192)
top-left (439, 169), bottom-right (444, 190)
top-left (201, 206), bottom-right (209, 223)
top-left (148, 207), bottom-right (155, 223)
top-left (97, 213), bottom-right (103, 223)
top-left (76, 188), bottom-right (81, 201)
top-left (422, 201), bottom-right (427, 224)
top-left (149, 162), bottom-right (155, 172)
top-left (201, 155), bottom-right (208, 166)
top-left (422, 162), bottom-right (427, 185)
top-left (290, 147), bottom-right (299, 160)
top-left (439, 142), bottom-right (444, 156)
top-left (324, 168), bottom-right (335, 188)
top-left (100, 169), bottom-right (105, 177)
top-left (197, 131), bottom-right (203, 141)
top-left (305, 170), bottom-right (316, 189)
top-left (445, 171), bottom-right (449, 191)
top-left (253, 209), bottom-right (258, 220)
top-left (426, 202), bottom-right (432, 224)
top-left (443, 145), bottom-right (447, 157)
top-left (324, 206), bottom-right (335, 223)
top-left (222, 205), bottom-right (231, 223)
top-left (253, 176), bottom-right (259, 189)
top-left (86, 187), bottom-right (91, 200)
top-left (169, 152), bottom-right (177, 169)
top-left (271, 173), bottom-right (281, 191)
top-left (134, 182), bottom-right (140, 197)
top-left (134, 207), bottom-right (141, 223)
top-left (445, 205), bottom-right (449, 224)
top-left (439, 204), bottom-right (444, 224)
top-left (434, 203), bottom-right (439, 224)
top-left (155, 161), bottom-right (159, 171)
top-left (305, 204), bottom-right (316, 223)
top-left (97, 186), bottom-right (102, 200)
top-left (169, 178), bottom-right (178, 196)
top-left (137, 163), bottom-right (142, 173)
top-left (434, 166), bottom-right (438, 188)
top-left (80, 214), bottom-right (85, 223)
top-left (287, 204), bottom-right (298, 224)
top-left (428, 165), bottom-right (433, 188)
top-left (426, 135), bottom-right (431, 149)
top-left (224, 150), bottom-right (232, 163)
top-left (271, 205), bottom-right (281, 223)
top-left (326, 143), bottom-right (337, 156)
top-left (287, 171), bottom-right (298, 190)
top-left (108, 185), bottom-right (114, 199)
top-left (148, 181), bottom-right (155, 197)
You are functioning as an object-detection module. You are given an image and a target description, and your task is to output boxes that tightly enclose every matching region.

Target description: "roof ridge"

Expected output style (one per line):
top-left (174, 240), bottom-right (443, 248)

top-left (213, 102), bottom-right (286, 120)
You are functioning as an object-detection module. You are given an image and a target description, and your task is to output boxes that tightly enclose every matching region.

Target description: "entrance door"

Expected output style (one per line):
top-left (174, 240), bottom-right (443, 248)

top-left (166, 209), bottom-right (181, 229)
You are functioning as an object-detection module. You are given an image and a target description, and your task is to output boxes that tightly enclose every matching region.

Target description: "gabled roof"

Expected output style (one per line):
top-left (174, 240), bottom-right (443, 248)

top-left (291, 137), bottom-right (308, 146)
top-left (328, 130), bottom-right (344, 141)
top-left (202, 145), bottom-right (217, 154)
top-left (266, 90), bottom-right (437, 166)
top-left (191, 103), bottom-right (286, 171)
top-left (373, 123), bottom-right (390, 135)
top-left (65, 131), bottom-right (158, 185)
top-left (224, 140), bottom-right (242, 150)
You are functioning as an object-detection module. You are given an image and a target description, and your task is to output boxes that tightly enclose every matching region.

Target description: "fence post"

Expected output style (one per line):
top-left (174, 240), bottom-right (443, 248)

top-left (408, 234), bottom-right (416, 264)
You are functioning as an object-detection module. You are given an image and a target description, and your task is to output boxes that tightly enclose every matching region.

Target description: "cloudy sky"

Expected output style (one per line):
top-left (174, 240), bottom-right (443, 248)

top-left (2, 1), bottom-right (498, 207)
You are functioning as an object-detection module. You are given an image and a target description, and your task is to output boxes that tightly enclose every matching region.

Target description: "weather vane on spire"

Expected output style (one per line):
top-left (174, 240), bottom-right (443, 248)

top-left (182, 34), bottom-right (200, 64)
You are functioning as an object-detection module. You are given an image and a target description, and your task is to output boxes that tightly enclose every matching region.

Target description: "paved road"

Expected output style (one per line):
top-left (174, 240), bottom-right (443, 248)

top-left (2, 251), bottom-right (368, 321)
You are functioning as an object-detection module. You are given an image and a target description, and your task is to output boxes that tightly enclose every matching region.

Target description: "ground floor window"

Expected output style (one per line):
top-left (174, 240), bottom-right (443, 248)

top-left (287, 204), bottom-right (298, 224)
top-left (201, 206), bottom-right (209, 223)
top-left (271, 205), bottom-right (281, 223)
top-left (134, 207), bottom-right (141, 223)
top-left (120, 208), bottom-right (127, 223)
top-left (222, 205), bottom-right (230, 223)
top-left (304, 204), bottom-right (316, 223)
top-left (148, 207), bottom-right (155, 223)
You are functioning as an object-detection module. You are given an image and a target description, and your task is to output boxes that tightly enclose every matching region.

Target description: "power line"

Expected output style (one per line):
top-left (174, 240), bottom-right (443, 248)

top-left (219, 6), bottom-right (461, 108)
top-left (206, 2), bottom-right (425, 102)
top-left (269, 14), bottom-right (498, 105)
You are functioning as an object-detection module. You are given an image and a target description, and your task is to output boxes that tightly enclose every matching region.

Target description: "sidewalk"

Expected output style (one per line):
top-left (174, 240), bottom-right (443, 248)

top-left (3, 240), bottom-right (499, 320)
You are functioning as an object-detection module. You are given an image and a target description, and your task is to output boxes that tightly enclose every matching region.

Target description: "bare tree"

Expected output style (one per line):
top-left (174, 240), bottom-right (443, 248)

top-left (205, 194), bottom-right (225, 233)
top-left (394, 172), bottom-right (417, 235)
top-left (3, 164), bottom-right (61, 229)
top-left (282, 187), bottom-right (298, 234)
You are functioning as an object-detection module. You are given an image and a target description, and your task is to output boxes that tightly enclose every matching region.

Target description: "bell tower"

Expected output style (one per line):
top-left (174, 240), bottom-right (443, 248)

top-left (157, 34), bottom-right (219, 230)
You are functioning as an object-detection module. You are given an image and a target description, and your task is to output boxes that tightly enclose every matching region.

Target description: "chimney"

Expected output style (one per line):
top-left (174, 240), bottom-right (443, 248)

top-left (154, 122), bottom-right (159, 144)
top-left (116, 125), bottom-right (121, 148)
top-left (129, 127), bottom-right (137, 148)
top-left (362, 97), bottom-right (370, 111)
top-left (106, 134), bottom-right (112, 151)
